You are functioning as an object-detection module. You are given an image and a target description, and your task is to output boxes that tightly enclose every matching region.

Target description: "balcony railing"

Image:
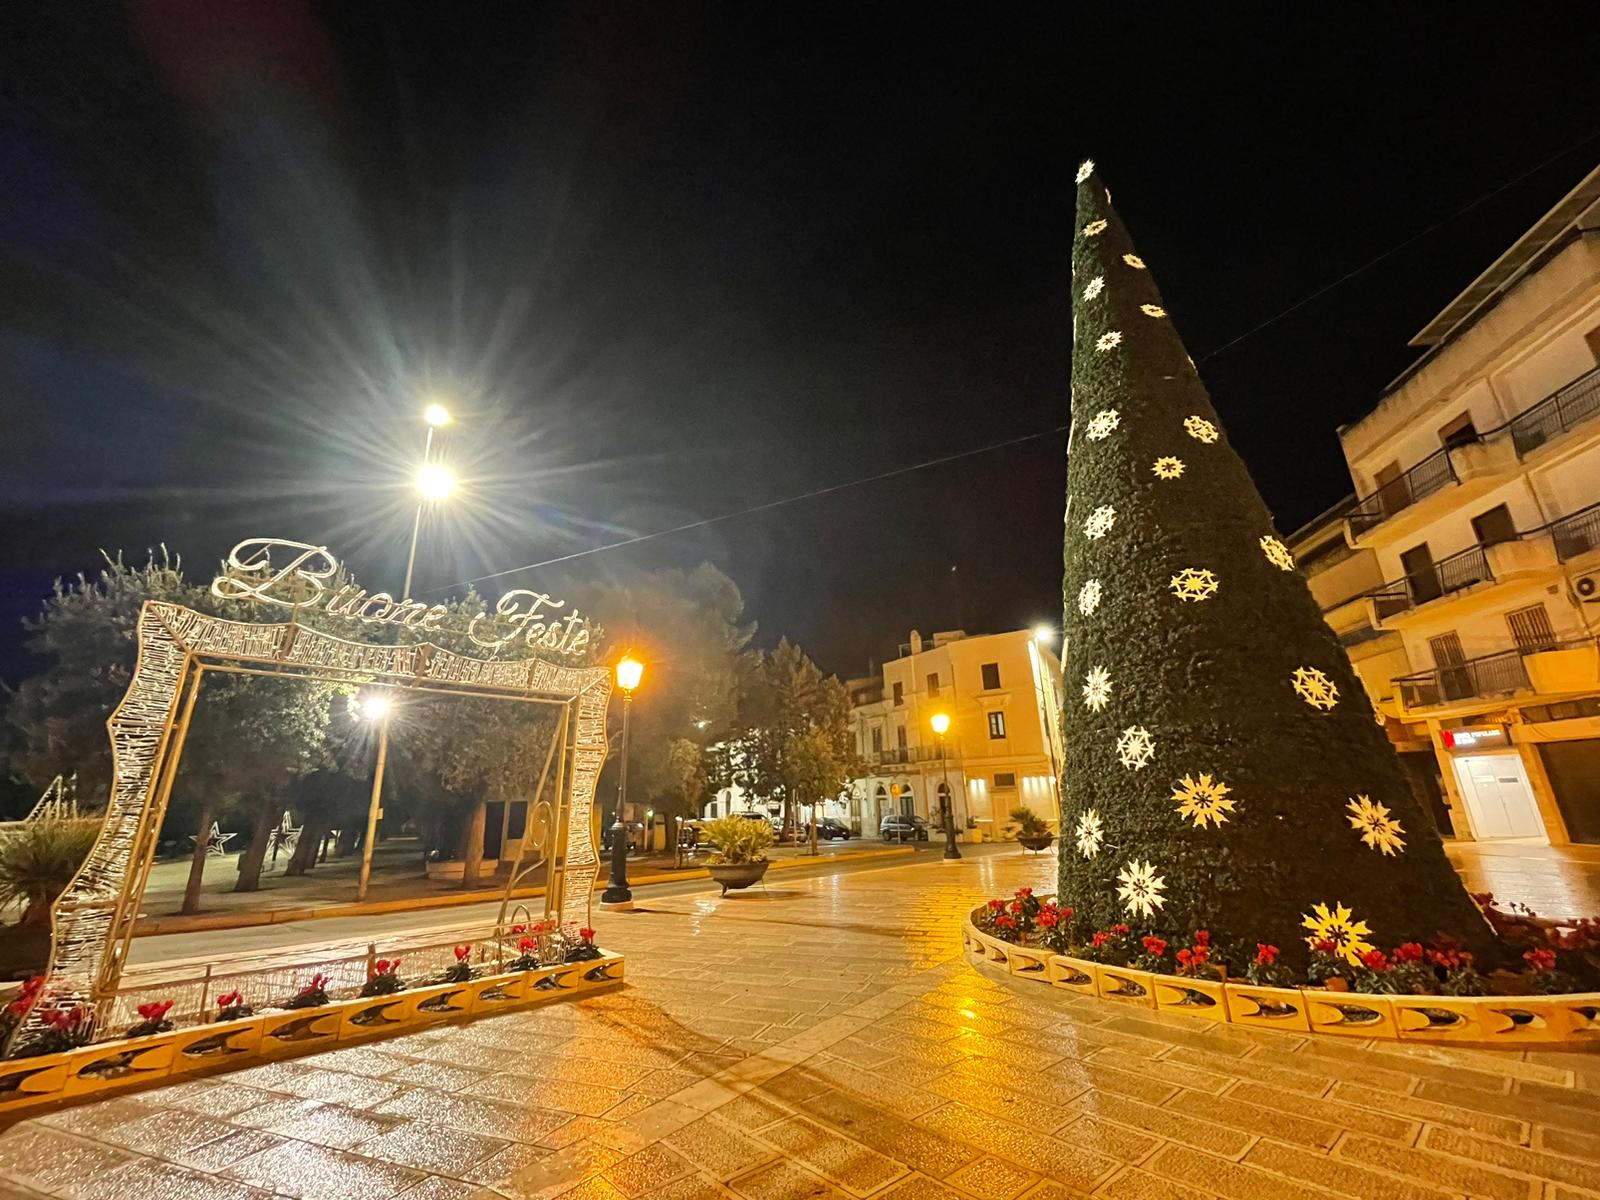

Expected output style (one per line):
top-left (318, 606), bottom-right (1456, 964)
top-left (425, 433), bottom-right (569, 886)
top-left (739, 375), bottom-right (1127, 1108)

top-left (868, 745), bottom-right (945, 767)
top-left (1549, 500), bottom-right (1600, 562)
top-left (1396, 649), bottom-right (1530, 709)
top-left (1508, 363), bottom-right (1600, 457)
top-left (1367, 544), bottom-right (1494, 618)
top-left (1347, 449), bottom-right (1457, 536)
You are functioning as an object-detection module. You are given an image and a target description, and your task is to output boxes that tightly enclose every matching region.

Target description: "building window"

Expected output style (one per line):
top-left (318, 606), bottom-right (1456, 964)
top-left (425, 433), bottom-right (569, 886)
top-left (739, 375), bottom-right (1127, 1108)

top-left (993, 772), bottom-right (1016, 789)
top-left (1400, 542), bottom-right (1439, 604)
top-left (980, 662), bottom-right (1001, 690)
top-left (1585, 322), bottom-right (1600, 363)
top-left (1506, 603), bottom-right (1557, 653)
top-left (892, 681), bottom-right (903, 706)
top-left (987, 711), bottom-right (1007, 740)
top-left (926, 672), bottom-right (941, 698)
top-left (871, 727), bottom-right (883, 753)
top-left (1471, 503), bottom-right (1517, 546)
top-left (896, 725), bottom-right (907, 750)
top-left (1438, 411), bottom-right (1479, 449)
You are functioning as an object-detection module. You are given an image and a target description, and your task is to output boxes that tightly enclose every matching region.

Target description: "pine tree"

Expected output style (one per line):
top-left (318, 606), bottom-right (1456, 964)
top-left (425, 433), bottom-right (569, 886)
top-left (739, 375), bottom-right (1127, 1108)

top-left (1059, 161), bottom-right (1497, 971)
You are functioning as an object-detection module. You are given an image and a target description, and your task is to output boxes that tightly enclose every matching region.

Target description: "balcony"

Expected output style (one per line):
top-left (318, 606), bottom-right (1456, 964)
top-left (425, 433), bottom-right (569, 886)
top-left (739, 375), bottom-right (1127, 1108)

top-left (1395, 649), bottom-right (1530, 711)
top-left (868, 745), bottom-right (946, 768)
top-left (1509, 362), bottom-right (1600, 458)
top-left (1549, 499), bottom-right (1600, 563)
top-left (1524, 638), bottom-right (1600, 696)
top-left (1366, 544), bottom-right (1494, 623)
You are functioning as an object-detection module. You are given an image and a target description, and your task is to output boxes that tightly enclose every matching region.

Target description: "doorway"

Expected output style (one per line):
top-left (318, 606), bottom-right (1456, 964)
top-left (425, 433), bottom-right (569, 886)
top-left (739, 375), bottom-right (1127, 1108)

top-left (1451, 753), bottom-right (1544, 841)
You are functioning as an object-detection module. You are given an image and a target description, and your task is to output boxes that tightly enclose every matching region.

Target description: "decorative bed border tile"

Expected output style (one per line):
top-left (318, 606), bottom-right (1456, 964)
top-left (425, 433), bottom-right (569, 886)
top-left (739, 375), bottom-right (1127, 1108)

top-left (962, 908), bottom-right (1599, 1047)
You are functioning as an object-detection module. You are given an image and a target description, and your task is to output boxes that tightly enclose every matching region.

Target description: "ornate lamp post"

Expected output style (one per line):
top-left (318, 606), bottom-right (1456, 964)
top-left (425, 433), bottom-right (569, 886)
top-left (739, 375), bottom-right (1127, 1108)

top-left (354, 691), bottom-right (393, 900)
top-left (602, 654), bottom-right (645, 907)
top-left (929, 712), bottom-right (962, 861)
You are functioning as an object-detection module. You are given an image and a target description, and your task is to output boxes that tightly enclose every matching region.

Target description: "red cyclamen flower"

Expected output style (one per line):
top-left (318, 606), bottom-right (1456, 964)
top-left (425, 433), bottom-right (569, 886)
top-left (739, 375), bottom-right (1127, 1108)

top-left (1193, 930), bottom-right (1210, 948)
top-left (1111, 924), bottom-right (1130, 936)
top-left (1255, 943), bottom-right (1279, 966)
top-left (1392, 942), bottom-right (1424, 963)
top-left (1523, 948), bottom-right (1557, 971)
top-left (1141, 937), bottom-right (1167, 957)
top-left (454, 945), bottom-right (471, 961)
top-left (987, 899), bottom-right (1005, 911)
top-left (1091, 932), bottom-right (1109, 948)
top-left (1359, 950), bottom-right (1389, 971)
top-left (519, 937), bottom-right (535, 952)
top-left (579, 927), bottom-right (596, 941)
top-left (137, 1000), bottom-right (173, 1021)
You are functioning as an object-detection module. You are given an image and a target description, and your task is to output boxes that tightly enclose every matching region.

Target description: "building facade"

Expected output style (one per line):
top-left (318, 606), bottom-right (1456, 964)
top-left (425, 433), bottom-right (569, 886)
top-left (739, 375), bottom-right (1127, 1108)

top-left (1301, 164), bottom-right (1600, 846)
top-left (845, 628), bottom-right (1064, 838)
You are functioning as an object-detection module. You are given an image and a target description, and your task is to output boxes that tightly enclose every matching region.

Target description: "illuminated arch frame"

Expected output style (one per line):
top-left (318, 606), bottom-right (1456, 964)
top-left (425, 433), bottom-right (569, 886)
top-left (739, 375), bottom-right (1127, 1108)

top-left (10, 601), bottom-right (610, 1052)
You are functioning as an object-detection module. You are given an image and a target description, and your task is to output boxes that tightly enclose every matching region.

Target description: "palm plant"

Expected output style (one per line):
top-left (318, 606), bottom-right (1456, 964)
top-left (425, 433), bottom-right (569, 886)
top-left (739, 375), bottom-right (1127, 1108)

top-left (0, 819), bottom-right (100, 925)
top-left (702, 814), bottom-right (774, 865)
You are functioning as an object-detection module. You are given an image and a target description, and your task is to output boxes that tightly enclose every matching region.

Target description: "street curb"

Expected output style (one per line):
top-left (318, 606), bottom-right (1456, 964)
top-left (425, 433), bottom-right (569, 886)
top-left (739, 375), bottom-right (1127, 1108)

top-left (131, 846), bottom-right (919, 937)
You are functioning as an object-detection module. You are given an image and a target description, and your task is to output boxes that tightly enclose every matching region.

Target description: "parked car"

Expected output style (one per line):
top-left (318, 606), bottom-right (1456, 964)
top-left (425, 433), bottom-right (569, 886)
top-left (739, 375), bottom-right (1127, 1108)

top-left (880, 813), bottom-right (930, 842)
top-left (814, 817), bottom-right (853, 841)
top-left (678, 818), bottom-right (706, 849)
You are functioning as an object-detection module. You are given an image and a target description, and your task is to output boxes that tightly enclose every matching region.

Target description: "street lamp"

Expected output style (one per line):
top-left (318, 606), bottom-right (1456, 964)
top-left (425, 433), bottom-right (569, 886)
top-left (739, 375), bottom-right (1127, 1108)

top-left (1032, 624), bottom-right (1056, 643)
top-left (930, 712), bottom-right (961, 861)
top-left (354, 690), bottom-right (392, 900)
top-left (602, 655), bottom-right (645, 907)
top-left (423, 401), bottom-right (452, 428)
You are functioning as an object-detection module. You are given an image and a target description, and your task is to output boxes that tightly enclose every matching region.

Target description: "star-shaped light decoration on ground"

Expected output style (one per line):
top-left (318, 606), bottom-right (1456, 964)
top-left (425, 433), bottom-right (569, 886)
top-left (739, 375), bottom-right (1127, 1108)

top-left (1075, 809), bottom-right (1104, 859)
top-left (1076, 158), bottom-right (1096, 184)
top-left (1083, 505), bottom-right (1117, 541)
top-left (1183, 415), bottom-right (1219, 444)
top-left (1140, 304), bottom-right (1166, 318)
top-left (1095, 330), bottom-right (1123, 352)
top-left (1077, 578), bottom-right (1102, 617)
top-left (1083, 219), bottom-right (1108, 237)
top-left (1152, 456), bottom-right (1185, 480)
top-left (1260, 535), bottom-right (1295, 572)
top-left (1291, 666), bottom-right (1340, 711)
top-left (1083, 275), bottom-right (1105, 301)
top-left (1168, 567), bottom-right (1220, 603)
top-left (1302, 901), bottom-right (1376, 966)
top-left (1085, 408), bottom-right (1120, 441)
top-left (1082, 665), bottom-right (1113, 712)
top-left (1123, 253), bottom-right (1146, 269)
top-left (1346, 795), bottom-right (1406, 855)
top-left (1117, 859), bottom-right (1167, 920)
top-left (1116, 725), bottom-right (1154, 771)
top-left (1172, 773), bottom-right (1236, 829)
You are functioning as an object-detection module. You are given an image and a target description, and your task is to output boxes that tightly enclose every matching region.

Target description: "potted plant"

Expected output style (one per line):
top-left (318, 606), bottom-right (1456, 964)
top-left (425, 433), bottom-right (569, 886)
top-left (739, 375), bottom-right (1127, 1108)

top-left (1009, 807), bottom-right (1054, 853)
top-left (702, 815), bottom-right (774, 894)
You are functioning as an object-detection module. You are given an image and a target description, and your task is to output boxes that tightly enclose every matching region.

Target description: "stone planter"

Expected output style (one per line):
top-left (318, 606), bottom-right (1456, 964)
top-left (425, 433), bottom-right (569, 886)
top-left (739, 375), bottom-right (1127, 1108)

top-left (406, 981), bottom-right (473, 1025)
top-left (169, 1016), bottom-right (264, 1075)
top-left (1096, 965), bottom-right (1157, 1009)
top-left (62, 1031), bottom-right (175, 1098)
top-left (1222, 982), bottom-right (1311, 1033)
top-left (1046, 955), bottom-right (1099, 998)
top-left (1018, 834), bottom-right (1054, 854)
top-left (337, 992), bottom-right (412, 1041)
top-left (259, 1004), bottom-right (344, 1057)
top-left (1152, 974), bottom-right (1227, 1022)
top-left (0, 1050), bottom-right (73, 1112)
top-left (708, 860), bottom-right (770, 895)
top-left (466, 970), bottom-right (528, 1014)
top-left (1006, 945), bottom-right (1050, 978)
top-left (1301, 989), bottom-right (1398, 1039)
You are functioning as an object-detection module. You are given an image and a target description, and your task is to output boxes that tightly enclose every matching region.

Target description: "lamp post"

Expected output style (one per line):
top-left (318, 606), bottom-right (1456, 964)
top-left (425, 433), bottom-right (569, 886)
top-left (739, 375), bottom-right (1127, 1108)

top-left (930, 712), bottom-right (962, 860)
top-left (354, 691), bottom-right (392, 900)
top-left (602, 655), bottom-right (644, 907)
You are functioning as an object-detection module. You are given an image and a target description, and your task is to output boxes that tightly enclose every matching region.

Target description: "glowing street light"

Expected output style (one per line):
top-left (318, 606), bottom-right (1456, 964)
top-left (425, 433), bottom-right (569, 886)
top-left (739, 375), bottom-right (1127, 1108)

top-left (423, 401), bottom-right (452, 428)
top-left (602, 655), bottom-right (646, 907)
top-left (356, 693), bottom-right (392, 722)
top-left (415, 463), bottom-right (457, 502)
top-left (930, 712), bottom-right (961, 861)
top-left (355, 689), bottom-right (394, 901)
top-left (1033, 624), bottom-right (1057, 642)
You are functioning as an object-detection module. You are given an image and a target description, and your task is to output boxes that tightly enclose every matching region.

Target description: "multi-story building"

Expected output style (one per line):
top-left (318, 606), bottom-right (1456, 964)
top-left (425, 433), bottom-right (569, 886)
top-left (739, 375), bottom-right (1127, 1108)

top-left (1307, 162), bottom-right (1600, 846)
top-left (845, 628), bottom-right (1064, 839)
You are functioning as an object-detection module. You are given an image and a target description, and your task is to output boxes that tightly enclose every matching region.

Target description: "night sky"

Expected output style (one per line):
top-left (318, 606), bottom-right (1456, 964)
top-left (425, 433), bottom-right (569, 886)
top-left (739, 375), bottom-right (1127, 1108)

top-left (2, 5), bottom-right (1597, 681)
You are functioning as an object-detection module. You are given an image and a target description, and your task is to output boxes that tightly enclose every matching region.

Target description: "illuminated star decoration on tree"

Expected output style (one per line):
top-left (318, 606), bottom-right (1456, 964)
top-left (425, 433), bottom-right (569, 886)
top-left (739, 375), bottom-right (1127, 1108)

top-left (1172, 773), bottom-right (1235, 829)
top-left (1259, 535), bottom-right (1295, 572)
top-left (1095, 330), bottom-right (1123, 351)
top-left (1085, 409), bottom-right (1120, 440)
top-left (1183, 415), bottom-right (1219, 443)
top-left (1346, 795), bottom-right (1406, 855)
top-left (1291, 666), bottom-right (1340, 711)
top-left (1116, 725), bottom-right (1155, 771)
top-left (1083, 275), bottom-right (1106, 300)
top-left (1083, 219), bottom-right (1108, 237)
top-left (1140, 304), bottom-right (1166, 318)
top-left (1168, 567), bottom-right (1219, 603)
top-left (1301, 901), bottom-right (1375, 966)
top-left (1077, 578), bottom-right (1102, 616)
top-left (1151, 456), bottom-right (1185, 480)
top-left (1117, 859), bottom-right (1167, 919)
top-left (1082, 665), bottom-right (1113, 712)
top-left (1075, 809), bottom-right (1104, 858)
top-left (1122, 253), bottom-right (1145, 269)
top-left (1075, 158), bottom-right (1096, 184)
top-left (1083, 505), bottom-right (1117, 540)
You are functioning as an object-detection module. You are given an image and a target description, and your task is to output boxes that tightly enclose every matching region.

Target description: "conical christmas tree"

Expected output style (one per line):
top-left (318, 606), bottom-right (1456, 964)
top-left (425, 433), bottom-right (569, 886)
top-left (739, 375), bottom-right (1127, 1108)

top-left (1060, 160), bottom-right (1496, 970)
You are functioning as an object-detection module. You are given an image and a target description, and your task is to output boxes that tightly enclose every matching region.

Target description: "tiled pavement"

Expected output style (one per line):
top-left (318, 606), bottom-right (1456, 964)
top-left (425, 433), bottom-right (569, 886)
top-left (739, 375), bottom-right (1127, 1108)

top-left (1, 849), bottom-right (1598, 1200)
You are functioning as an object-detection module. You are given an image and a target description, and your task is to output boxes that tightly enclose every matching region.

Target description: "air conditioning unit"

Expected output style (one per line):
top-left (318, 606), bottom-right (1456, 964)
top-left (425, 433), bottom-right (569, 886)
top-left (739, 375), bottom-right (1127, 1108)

top-left (1575, 574), bottom-right (1600, 603)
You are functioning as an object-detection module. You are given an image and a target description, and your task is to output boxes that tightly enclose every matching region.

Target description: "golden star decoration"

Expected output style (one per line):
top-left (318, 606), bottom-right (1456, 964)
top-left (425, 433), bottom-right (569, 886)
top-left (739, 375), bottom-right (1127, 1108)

top-left (1291, 666), bottom-right (1339, 711)
top-left (1302, 901), bottom-right (1375, 966)
top-left (1095, 330), bottom-right (1123, 352)
top-left (1183, 415), bottom-right (1219, 443)
top-left (1075, 809), bottom-right (1103, 858)
top-left (1083, 505), bottom-right (1117, 541)
top-left (1123, 253), bottom-right (1145, 269)
top-left (1082, 665), bottom-right (1113, 712)
top-left (1140, 304), bottom-right (1166, 318)
top-left (1083, 275), bottom-right (1105, 300)
top-left (1077, 578), bottom-right (1102, 616)
top-left (1085, 408), bottom-right (1120, 441)
top-left (1172, 773), bottom-right (1236, 829)
top-left (1152, 456), bottom-right (1185, 480)
top-left (1117, 859), bottom-right (1167, 919)
top-left (1116, 725), bottom-right (1155, 770)
top-left (1168, 567), bottom-right (1219, 603)
top-left (1259, 535), bottom-right (1295, 572)
top-left (1083, 219), bottom-right (1108, 237)
top-left (1346, 795), bottom-right (1406, 855)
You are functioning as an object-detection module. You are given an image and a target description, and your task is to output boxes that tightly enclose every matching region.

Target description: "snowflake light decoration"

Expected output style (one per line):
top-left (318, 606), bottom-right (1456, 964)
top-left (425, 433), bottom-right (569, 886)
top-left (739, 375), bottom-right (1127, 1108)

top-left (1172, 773), bottom-right (1235, 829)
top-left (1168, 567), bottom-right (1219, 603)
top-left (1140, 304), bottom-right (1167, 318)
top-left (1260, 535), bottom-right (1295, 572)
top-left (1083, 505), bottom-right (1117, 540)
top-left (1085, 409), bottom-right (1120, 441)
top-left (1346, 795), bottom-right (1406, 855)
top-left (1122, 253), bottom-right (1145, 269)
top-left (1152, 456), bottom-right (1185, 480)
top-left (1077, 578), bottom-right (1102, 616)
top-left (1082, 665), bottom-right (1113, 712)
top-left (1183, 415), bottom-right (1220, 444)
top-left (1083, 219), bottom-right (1108, 237)
top-left (1075, 809), bottom-right (1104, 859)
top-left (1291, 666), bottom-right (1340, 711)
top-left (1075, 158), bottom-right (1095, 183)
top-left (1302, 902), bottom-right (1375, 966)
top-left (1116, 725), bottom-right (1154, 771)
top-left (1117, 859), bottom-right (1167, 919)
top-left (1095, 331), bottom-right (1123, 352)
top-left (1083, 275), bottom-right (1105, 301)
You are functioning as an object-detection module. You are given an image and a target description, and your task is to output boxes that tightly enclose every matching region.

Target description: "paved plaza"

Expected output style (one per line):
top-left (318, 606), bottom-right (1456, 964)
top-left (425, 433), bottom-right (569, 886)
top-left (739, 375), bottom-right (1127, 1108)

top-left (1, 847), bottom-right (1598, 1200)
